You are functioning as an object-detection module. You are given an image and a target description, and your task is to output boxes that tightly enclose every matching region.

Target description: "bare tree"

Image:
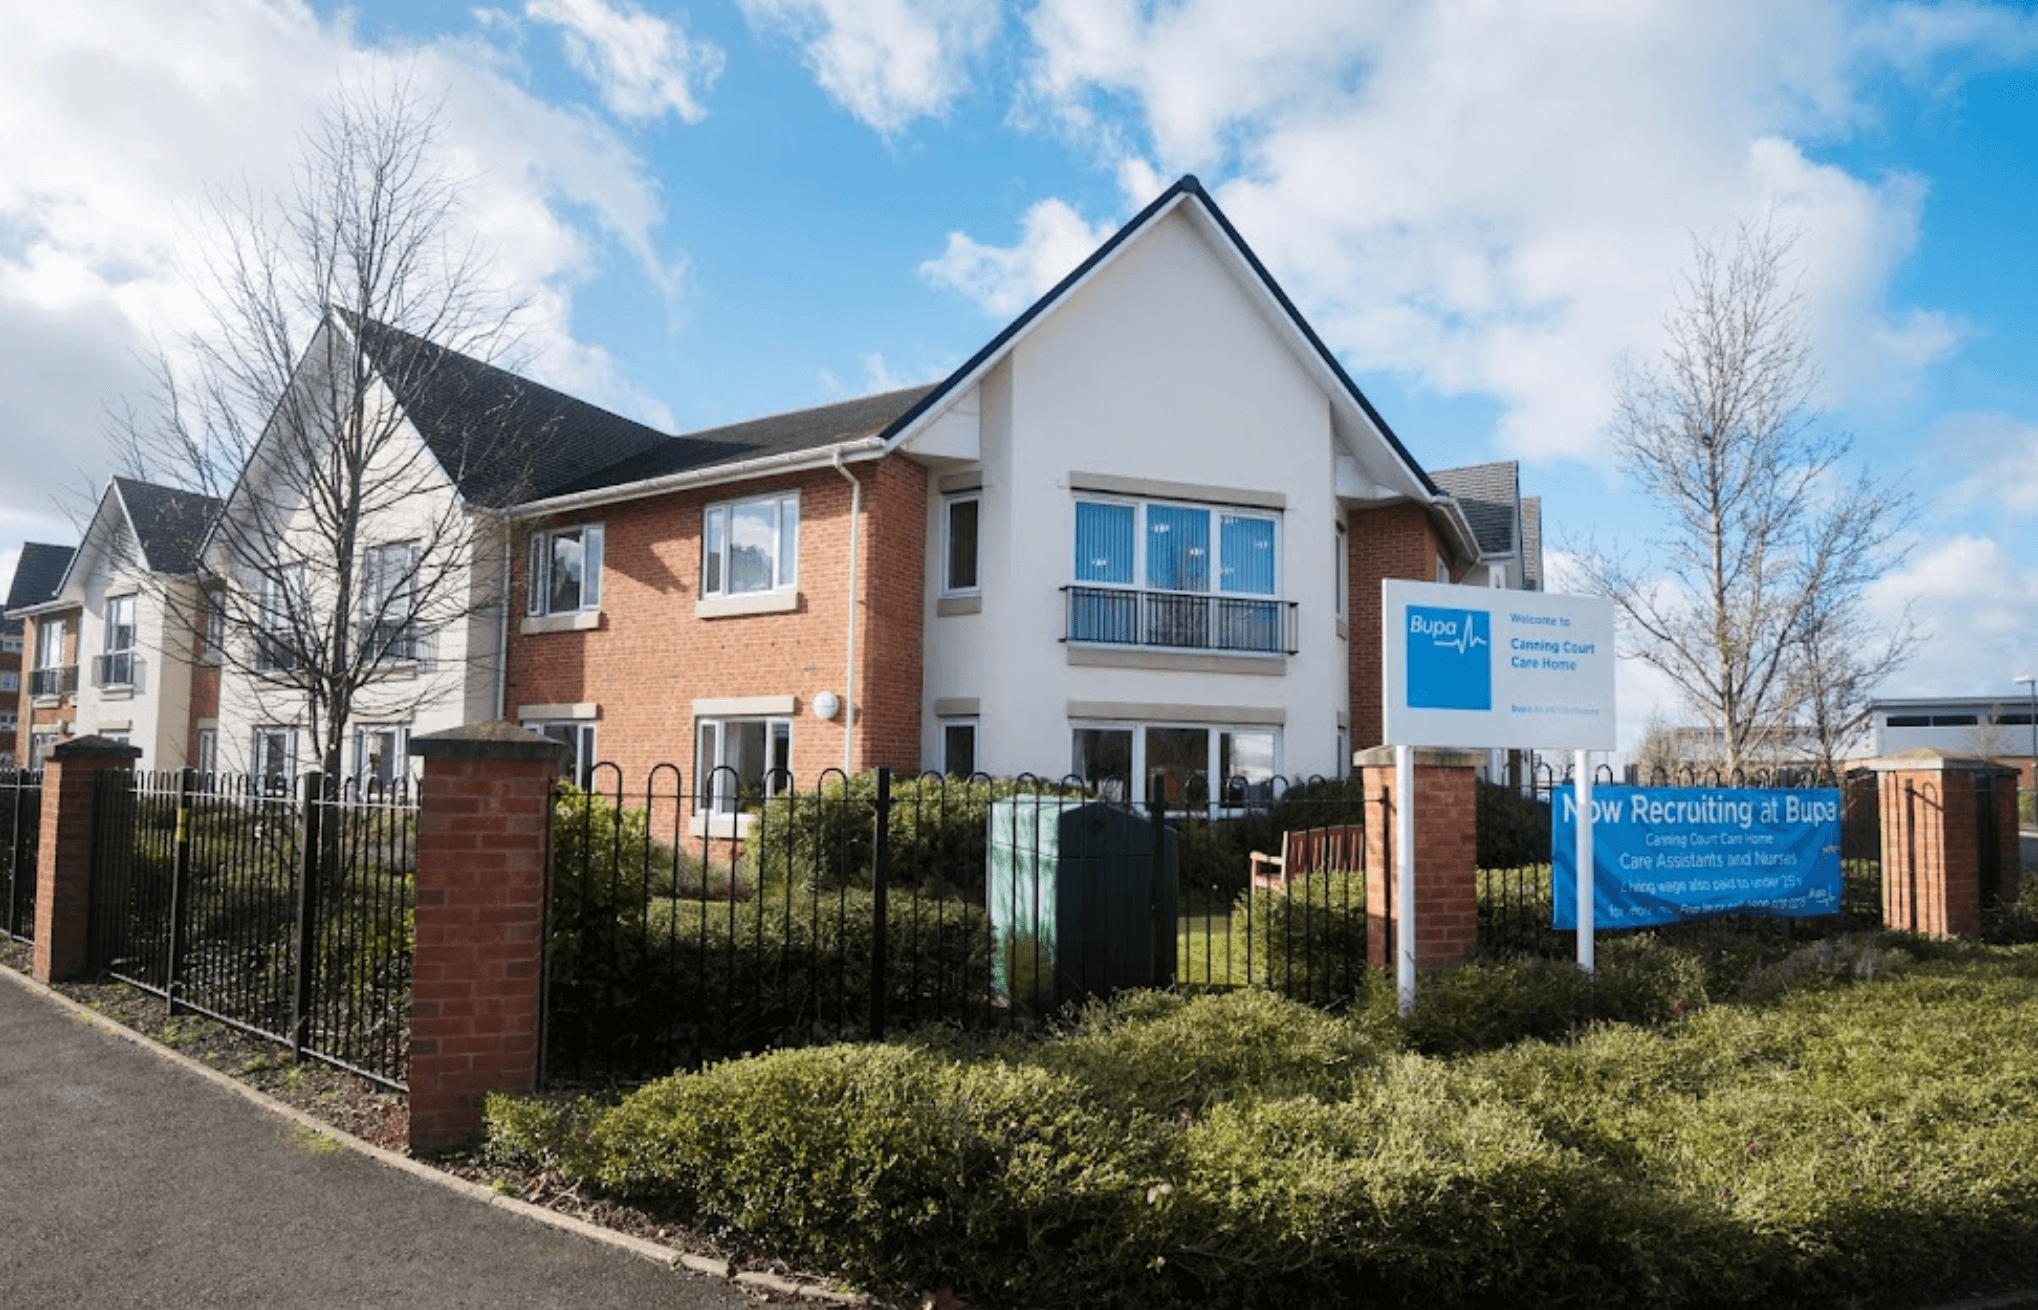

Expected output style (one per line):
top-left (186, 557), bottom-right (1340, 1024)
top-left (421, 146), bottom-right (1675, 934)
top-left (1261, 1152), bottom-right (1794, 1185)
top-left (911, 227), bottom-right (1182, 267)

top-left (116, 78), bottom-right (528, 783)
top-left (1578, 223), bottom-right (1916, 777)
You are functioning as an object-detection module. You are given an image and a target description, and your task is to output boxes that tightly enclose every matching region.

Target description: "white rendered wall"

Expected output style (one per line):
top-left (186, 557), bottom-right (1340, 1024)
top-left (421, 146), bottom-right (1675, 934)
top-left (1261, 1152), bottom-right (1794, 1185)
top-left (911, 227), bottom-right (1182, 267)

top-left (917, 208), bottom-right (1350, 782)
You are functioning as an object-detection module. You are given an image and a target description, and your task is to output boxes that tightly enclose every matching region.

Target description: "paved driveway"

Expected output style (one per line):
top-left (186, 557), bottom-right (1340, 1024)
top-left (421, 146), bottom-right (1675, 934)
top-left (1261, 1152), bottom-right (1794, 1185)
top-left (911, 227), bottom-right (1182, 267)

top-left (0, 972), bottom-right (751, 1310)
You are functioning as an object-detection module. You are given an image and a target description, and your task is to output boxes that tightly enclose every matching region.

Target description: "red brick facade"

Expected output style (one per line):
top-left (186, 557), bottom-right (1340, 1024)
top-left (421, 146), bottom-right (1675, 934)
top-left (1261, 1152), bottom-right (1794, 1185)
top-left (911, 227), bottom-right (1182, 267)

top-left (1359, 747), bottom-right (1481, 970)
top-left (1346, 502), bottom-right (1451, 752)
top-left (1874, 757), bottom-right (2019, 939)
top-left (503, 454), bottom-right (926, 796)
top-left (17, 611), bottom-right (79, 766)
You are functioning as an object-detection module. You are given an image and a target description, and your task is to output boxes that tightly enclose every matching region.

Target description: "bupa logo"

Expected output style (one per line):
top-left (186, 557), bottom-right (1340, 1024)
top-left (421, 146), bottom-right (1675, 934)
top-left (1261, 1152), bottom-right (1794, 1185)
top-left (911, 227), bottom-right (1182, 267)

top-left (1406, 607), bottom-right (1491, 712)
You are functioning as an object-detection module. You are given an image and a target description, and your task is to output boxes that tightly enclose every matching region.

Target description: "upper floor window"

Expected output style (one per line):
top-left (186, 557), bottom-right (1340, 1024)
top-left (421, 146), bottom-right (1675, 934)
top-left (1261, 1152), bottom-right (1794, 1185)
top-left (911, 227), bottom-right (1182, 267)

top-left (0, 671), bottom-right (17, 693)
top-left (361, 541), bottom-right (423, 662)
top-left (1068, 498), bottom-right (1288, 653)
top-left (1334, 523), bottom-right (1348, 623)
top-left (703, 493), bottom-right (797, 598)
top-left (34, 618), bottom-right (64, 671)
top-left (202, 592), bottom-right (225, 663)
top-left (256, 564), bottom-right (307, 673)
top-left (97, 594), bottom-right (137, 687)
top-left (1, 633), bottom-right (20, 654)
top-left (944, 494), bottom-right (979, 594)
top-left (528, 524), bottom-right (603, 617)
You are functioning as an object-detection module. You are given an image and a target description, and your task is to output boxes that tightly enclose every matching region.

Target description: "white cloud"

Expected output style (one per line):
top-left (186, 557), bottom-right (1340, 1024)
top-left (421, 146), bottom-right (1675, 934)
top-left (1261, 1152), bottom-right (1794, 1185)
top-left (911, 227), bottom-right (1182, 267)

top-left (525, 0), bottom-right (725, 123)
top-left (740, 0), bottom-right (1000, 135)
top-left (919, 197), bottom-right (1112, 317)
top-left (1870, 535), bottom-right (2038, 697)
top-left (925, 0), bottom-right (2023, 463)
top-left (1940, 412), bottom-right (2038, 519)
top-left (0, 0), bottom-right (684, 520)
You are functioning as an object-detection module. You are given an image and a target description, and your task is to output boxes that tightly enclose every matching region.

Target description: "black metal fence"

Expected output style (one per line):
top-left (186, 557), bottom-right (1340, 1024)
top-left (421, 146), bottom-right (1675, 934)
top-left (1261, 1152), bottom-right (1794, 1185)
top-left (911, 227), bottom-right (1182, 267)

top-left (87, 770), bottom-right (415, 1089)
top-left (1477, 764), bottom-right (1885, 956)
top-left (543, 767), bottom-right (1370, 1086)
top-left (1, 769), bottom-right (41, 943)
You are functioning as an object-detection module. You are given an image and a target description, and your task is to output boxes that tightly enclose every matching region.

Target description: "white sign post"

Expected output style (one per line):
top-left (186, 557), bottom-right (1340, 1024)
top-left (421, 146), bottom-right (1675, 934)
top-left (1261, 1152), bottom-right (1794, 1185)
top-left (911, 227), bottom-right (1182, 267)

top-left (1381, 581), bottom-right (1617, 1007)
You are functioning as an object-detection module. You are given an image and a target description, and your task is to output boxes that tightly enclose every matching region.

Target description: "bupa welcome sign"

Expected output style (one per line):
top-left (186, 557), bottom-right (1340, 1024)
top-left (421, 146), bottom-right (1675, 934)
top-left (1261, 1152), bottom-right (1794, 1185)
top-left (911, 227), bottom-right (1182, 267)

top-left (1383, 581), bottom-right (1616, 751)
top-left (1552, 785), bottom-right (1843, 929)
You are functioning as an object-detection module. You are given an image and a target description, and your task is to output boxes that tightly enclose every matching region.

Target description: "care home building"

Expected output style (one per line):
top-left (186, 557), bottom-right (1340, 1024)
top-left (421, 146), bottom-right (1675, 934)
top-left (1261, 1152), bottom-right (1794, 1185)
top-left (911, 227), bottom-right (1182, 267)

top-left (9, 175), bottom-right (1543, 815)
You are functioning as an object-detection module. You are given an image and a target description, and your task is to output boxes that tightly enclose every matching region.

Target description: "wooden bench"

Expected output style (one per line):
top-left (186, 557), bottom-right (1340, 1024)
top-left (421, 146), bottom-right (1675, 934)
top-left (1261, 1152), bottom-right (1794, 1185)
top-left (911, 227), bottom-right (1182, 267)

top-left (1249, 825), bottom-right (1365, 891)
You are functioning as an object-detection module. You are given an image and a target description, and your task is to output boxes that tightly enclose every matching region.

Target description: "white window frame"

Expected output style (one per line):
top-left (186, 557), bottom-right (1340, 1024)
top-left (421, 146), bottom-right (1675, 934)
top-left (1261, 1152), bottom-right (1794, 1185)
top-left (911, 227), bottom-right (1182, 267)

top-left (943, 493), bottom-right (980, 596)
top-left (0, 633), bottom-right (19, 654)
top-left (256, 563), bottom-right (307, 673)
top-left (99, 593), bottom-right (137, 688)
top-left (694, 715), bottom-right (792, 816)
top-left (29, 731), bottom-right (60, 769)
top-left (0, 672), bottom-right (16, 694)
top-left (1070, 720), bottom-right (1282, 811)
top-left (1334, 522), bottom-right (1348, 624)
top-left (33, 618), bottom-right (64, 672)
top-left (252, 725), bottom-right (298, 794)
top-left (353, 723), bottom-right (411, 790)
top-left (202, 591), bottom-right (225, 664)
top-left (361, 540), bottom-right (422, 662)
top-left (527, 524), bottom-right (604, 618)
top-left (1072, 496), bottom-right (1281, 599)
top-left (524, 719), bottom-right (599, 789)
top-left (196, 728), bottom-right (217, 777)
top-left (701, 492), bottom-right (799, 599)
top-left (940, 718), bottom-right (979, 779)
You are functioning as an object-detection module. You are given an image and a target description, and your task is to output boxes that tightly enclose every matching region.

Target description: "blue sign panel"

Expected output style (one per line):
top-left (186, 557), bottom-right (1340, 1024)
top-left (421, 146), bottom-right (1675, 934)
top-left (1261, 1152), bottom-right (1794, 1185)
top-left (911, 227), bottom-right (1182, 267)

top-left (1552, 786), bottom-right (1842, 929)
top-left (1405, 606), bottom-right (1492, 711)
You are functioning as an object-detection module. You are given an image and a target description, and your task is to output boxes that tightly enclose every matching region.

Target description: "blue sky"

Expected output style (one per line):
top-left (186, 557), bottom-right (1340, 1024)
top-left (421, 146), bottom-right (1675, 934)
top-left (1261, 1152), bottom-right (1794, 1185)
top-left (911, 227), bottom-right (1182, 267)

top-left (3, 0), bottom-right (2035, 745)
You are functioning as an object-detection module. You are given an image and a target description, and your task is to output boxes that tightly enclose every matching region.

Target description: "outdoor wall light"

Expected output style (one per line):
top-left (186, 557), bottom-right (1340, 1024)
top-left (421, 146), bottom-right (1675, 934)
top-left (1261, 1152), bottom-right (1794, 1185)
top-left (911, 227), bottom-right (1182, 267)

top-left (812, 691), bottom-right (840, 721)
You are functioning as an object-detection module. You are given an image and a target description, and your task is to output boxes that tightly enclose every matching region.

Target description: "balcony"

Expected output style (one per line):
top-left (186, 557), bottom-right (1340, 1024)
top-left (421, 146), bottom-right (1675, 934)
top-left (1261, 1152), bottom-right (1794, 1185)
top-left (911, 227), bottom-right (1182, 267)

top-left (1064, 586), bottom-right (1298, 656)
top-left (29, 665), bottom-right (77, 698)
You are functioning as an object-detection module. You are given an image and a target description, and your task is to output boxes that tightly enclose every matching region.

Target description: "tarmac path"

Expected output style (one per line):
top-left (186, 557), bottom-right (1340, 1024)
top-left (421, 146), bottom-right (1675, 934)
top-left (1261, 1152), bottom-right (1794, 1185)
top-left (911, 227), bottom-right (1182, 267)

top-left (0, 971), bottom-right (753, 1310)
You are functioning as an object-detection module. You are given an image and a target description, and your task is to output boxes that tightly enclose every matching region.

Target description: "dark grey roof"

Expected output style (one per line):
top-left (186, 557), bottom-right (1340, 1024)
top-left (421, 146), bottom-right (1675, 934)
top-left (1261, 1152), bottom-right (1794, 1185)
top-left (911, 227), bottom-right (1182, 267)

top-left (113, 477), bottom-right (220, 574)
top-left (549, 386), bottom-right (938, 498)
top-left (4, 542), bottom-right (75, 619)
top-left (349, 316), bottom-right (672, 508)
top-left (1431, 462), bottom-right (1520, 559)
top-left (1520, 496), bottom-right (1543, 590)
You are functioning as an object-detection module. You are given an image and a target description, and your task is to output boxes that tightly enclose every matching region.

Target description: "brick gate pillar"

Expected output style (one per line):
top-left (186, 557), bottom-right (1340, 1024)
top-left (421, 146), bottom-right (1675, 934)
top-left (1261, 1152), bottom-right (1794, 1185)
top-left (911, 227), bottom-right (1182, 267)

top-left (1871, 749), bottom-right (2018, 939)
top-left (32, 736), bottom-right (141, 983)
top-left (407, 723), bottom-right (564, 1154)
top-left (1356, 747), bottom-right (1482, 972)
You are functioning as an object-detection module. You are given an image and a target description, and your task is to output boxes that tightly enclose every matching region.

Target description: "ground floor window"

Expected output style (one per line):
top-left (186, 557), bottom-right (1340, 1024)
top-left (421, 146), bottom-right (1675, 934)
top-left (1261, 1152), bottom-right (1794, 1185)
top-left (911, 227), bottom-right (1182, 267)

top-left (196, 728), bottom-right (217, 777)
top-left (1072, 722), bottom-right (1278, 807)
top-left (354, 724), bottom-right (410, 790)
top-left (252, 726), bottom-right (297, 795)
top-left (941, 719), bottom-right (978, 778)
top-left (524, 720), bottom-right (598, 789)
top-left (28, 733), bottom-right (59, 769)
top-left (696, 716), bottom-right (791, 814)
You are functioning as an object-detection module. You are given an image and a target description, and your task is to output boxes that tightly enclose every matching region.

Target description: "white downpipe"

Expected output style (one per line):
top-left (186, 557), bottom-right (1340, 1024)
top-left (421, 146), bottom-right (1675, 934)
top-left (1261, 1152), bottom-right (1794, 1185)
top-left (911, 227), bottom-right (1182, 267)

top-left (1575, 748), bottom-right (1595, 974)
top-left (832, 452), bottom-right (861, 775)
top-left (493, 517), bottom-right (511, 722)
top-left (1396, 742), bottom-right (1415, 1014)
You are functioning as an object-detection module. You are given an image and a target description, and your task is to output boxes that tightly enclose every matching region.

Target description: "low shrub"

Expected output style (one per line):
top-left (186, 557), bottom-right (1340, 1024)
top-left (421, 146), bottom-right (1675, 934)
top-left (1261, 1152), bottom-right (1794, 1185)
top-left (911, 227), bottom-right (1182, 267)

top-left (1223, 871), bottom-right (1368, 1004)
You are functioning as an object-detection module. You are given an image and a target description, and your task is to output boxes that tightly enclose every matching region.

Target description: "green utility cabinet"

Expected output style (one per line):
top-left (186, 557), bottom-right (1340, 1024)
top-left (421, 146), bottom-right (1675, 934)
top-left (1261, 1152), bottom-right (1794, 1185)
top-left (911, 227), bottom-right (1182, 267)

top-left (987, 797), bottom-right (1178, 1006)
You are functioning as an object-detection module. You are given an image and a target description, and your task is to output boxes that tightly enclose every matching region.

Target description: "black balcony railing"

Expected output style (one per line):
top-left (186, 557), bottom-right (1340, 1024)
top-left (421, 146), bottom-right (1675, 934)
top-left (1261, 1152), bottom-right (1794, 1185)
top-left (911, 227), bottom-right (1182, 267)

top-left (28, 666), bottom-right (77, 698)
top-left (93, 651), bottom-right (139, 688)
top-left (1064, 586), bottom-right (1298, 655)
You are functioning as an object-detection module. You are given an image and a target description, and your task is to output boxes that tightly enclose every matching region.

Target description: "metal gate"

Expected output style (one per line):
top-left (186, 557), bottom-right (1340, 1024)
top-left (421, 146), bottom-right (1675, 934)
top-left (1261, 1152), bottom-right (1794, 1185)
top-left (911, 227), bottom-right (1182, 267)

top-left (1, 769), bottom-right (41, 943)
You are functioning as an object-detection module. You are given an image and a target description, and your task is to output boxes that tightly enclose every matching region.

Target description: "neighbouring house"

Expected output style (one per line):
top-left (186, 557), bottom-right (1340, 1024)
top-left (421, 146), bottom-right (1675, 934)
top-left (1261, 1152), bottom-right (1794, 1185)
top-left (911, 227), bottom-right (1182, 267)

top-left (0, 582), bottom-right (20, 767)
top-left (1855, 695), bottom-right (2038, 795)
top-left (7, 481), bottom-right (217, 772)
top-left (5, 541), bottom-right (80, 769)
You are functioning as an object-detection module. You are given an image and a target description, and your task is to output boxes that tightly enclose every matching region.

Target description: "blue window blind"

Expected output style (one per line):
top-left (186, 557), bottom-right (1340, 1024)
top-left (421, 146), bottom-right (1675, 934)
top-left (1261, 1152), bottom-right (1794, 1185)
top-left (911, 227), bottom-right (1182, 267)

top-left (1074, 502), bottom-right (1135, 584)
top-left (1219, 515), bottom-right (1275, 594)
top-left (1145, 504), bottom-right (1209, 591)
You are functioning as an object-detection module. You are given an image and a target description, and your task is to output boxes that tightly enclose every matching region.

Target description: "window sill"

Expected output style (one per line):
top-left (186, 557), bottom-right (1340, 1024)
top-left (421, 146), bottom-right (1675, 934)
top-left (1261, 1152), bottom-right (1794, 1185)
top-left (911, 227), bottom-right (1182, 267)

top-left (690, 811), bottom-right (758, 840)
top-left (366, 660), bottom-right (421, 682)
top-left (31, 695), bottom-right (60, 709)
top-left (521, 611), bottom-right (602, 635)
top-left (1336, 618), bottom-right (1348, 642)
top-left (1066, 645), bottom-right (1288, 676)
top-left (695, 590), bottom-right (799, 619)
top-left (936, 594), bottom-right (981, 617)
top-left (98, 686), bottom-right (135, 701)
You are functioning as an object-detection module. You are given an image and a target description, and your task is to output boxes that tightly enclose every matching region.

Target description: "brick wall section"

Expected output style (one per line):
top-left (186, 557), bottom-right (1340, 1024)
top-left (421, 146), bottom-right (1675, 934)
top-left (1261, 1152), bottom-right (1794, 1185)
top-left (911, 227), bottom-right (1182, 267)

top-left (32, 737), bottom-right (141, 982)
top-left (504, 453), bottom-right (926, 796)
top-left (17, 611), bottom-right (80, 763)
top-left (407, 726), bottom-right (563, 1153)
top-left (1358, 747), bottom-right (1480, 971)
top-left (1347, 503), bottom-right (1446, 752)
top-left (1877, 765), bottom-right (1985, 939)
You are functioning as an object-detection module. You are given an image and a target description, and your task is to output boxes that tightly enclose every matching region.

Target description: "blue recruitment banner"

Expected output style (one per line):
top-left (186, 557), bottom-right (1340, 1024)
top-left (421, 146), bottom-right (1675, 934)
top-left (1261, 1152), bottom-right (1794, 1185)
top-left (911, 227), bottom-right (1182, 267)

top-left (1552, 786), bottom-right (1843, 929)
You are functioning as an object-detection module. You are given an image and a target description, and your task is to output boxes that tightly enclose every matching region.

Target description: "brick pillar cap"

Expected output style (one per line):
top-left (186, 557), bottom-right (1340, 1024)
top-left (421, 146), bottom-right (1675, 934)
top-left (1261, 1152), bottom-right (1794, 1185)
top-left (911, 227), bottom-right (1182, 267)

top-left (50, 736), bottom-right (143, 761)
top-left (408, 721), bottom-right (568, 763)
top-left (1864, 748), bottom-right (2018, 776)
top-left (1353, 745), bottom-right (1487, 770)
